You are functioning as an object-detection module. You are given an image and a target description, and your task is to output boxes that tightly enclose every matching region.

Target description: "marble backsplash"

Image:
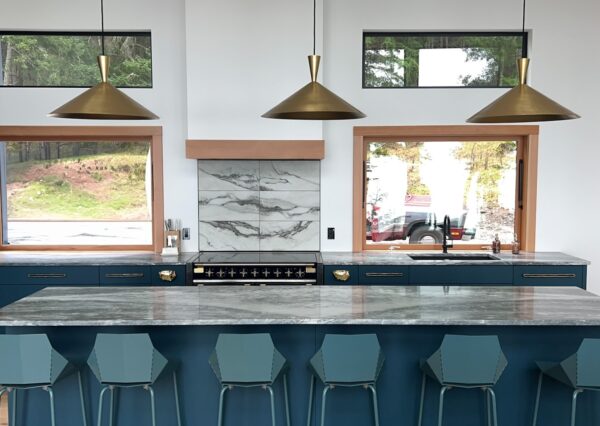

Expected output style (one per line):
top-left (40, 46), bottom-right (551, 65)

top-left (198, 160), bottom-right (320, 251)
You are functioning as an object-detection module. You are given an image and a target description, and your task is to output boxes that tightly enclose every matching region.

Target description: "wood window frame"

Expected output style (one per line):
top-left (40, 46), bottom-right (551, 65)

top-left (0, 126), bottom-right (164, 252)
top-left (352, 125), bottom-right (539, 252)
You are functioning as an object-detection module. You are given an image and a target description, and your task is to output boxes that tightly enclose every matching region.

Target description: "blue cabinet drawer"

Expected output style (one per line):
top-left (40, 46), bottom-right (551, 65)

top-left (151, 265), bottom-right (186, 286)
top-left (0, 285), bottom-right (46, 308)
top-left (323, 265), bottom-right (359, 285)
top-left (358, 265), bottom-right (409, 285)
top-left (99, 265), bottom-right (152, 286)
top-left (514, 266), bottom-right (584, 287)
top-left (0, 266), bottom-right (99, 286)
top-left (410, 265), bottom-right (513, 285)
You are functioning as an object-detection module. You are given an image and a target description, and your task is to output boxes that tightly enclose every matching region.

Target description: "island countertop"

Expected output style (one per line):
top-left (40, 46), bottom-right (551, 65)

top-left (1, 285), bottom-right (600, 327)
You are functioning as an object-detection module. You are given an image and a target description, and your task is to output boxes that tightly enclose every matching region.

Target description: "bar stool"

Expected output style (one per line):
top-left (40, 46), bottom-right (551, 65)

top-left (532, 338), bottom-right (600, 426)
top-left (209, 333), bottom-right (291, 426)
top-left (0, 334), bottom-right (88, 426)
top-left (87, 333), bottom-right (182, 426)
top-left (417, 334), bottom-right (507, 426)
top-left (307, 334), bottom-right (385, 426)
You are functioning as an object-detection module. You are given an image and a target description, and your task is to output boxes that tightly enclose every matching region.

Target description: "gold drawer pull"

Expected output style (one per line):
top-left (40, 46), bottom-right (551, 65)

top-left (522, 273), bottom-right (576, 279)
top-left (332, 270), bottom-right (351, 282)
top-left (159, 270), bottom-right (177, 282)
top-left (105, 273), bottom-right (145, 278)
top-left (27, 273), bottom-right (67, 279)
top-left (365, 272), bottom-right (404, 277)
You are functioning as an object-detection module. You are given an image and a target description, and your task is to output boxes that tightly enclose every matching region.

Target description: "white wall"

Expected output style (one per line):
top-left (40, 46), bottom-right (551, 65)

top-left (2, 0), bottom-right (600, 291)
top-left (321, 0), bottom-right (600, 291)
top-left (0, 0), bottom-right (196, 251)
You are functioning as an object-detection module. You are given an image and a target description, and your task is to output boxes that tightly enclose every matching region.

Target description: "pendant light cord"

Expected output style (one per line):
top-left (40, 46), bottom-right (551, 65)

top-left (101, 0), bottom-right (105, 55)
top-left (313, 0), bottom-right (316, 55)
top-left (521, 0), bottom-right (527, 34)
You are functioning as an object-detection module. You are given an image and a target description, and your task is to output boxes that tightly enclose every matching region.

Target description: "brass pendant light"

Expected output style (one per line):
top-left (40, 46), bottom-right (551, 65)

top-left (262, 0), bottom-right (365, 120)
top-left (467, 0), bottom-right (579, 123)
top-left (49, 0), bottom-right (158, 120)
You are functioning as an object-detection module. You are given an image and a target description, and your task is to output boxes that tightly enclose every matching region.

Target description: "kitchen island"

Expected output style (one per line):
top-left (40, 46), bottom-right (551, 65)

top-left (1, 285), bottom-right (600, 426)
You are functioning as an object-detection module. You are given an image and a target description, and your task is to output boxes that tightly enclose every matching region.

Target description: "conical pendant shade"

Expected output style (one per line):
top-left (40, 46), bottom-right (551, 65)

top-left (263, 55), bottom-right (365, 120)
top-left (467, 58), bottom-right (579, 123)
top-left (49, 55), bottom-right (158, 120)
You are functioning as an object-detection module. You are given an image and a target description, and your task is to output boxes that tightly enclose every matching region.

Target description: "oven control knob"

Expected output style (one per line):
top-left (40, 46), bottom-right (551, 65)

top-left (285, 269), bottom-right (293, 278)
top-left (228, 269), bottom-right (236, 278)
top-left (217, 269), bottom-right (225, 278)
top-left (251, 268), bottom-right (259, 278)
top-left (206, 269), bottom-right (214, 278)
top-left (240, 268), bottom-right (248, 278)
top-left (274, 269), bottom-right (282, 278)
top-left (263, 268), bottom-right (270, 278)
top-left (296, 269), bottom-right (305, 278)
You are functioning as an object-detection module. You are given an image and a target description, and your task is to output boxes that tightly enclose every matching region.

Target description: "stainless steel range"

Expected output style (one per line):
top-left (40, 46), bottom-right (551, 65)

top-left (187, 252), bottom-right (323, 285)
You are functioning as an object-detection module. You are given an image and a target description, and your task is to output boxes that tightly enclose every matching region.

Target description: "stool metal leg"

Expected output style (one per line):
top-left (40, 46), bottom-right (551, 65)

top-left (367, 385), bottom-right (380, 426)
top-left (109, 387), bottom-right (115, 426)
top-left (146, 385), bottom-right (157, 426)
top-left (97, 386), bottom-right (109, 426)
top-left (217, 386), bottom-right (228, 426)
top-left (532, 372), bottom-right (543, 426)
top-left (488, 388), bottom-right (498, 426)
top-left (77, 370), bottom-right (89, 426)
top-left (417, 373), bottom-right (426, 426)
top-left (307, 375), bottom-right (315, 426)
top-left (10, 388), bottom-right (16, 426)
top-left (320, 386), bottom-right (330, 426)
top-left (571, 389), bottom-right (583, 426)
top-left (172, 371), bottom-right (182, 426)
top-left (267, 385), bottom-right (276, 426)
top-left (283, 374), bottom-right (291, 426)
top-left (46, 387), bottom-right (56, 426)
top-left (437, 386), bottom-right (450, 426)
top-left (484, 387), bottom-right (491, 426)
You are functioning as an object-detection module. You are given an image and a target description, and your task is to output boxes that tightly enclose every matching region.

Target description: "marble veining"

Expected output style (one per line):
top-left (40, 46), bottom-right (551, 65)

top-left (321, 251), bottom-right (590, 266)
top-left (198, 160), bottom-right (320, 251)
top-left (1, 285), bottom-right (599, 327)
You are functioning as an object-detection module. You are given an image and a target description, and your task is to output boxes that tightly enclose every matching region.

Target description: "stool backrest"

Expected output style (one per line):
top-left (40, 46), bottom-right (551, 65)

top-left (573, 338), bottom-right (600, 388)
top-left (429, 334), bottom-right (506, 386)
top-left (311, 334), bottom-right (384, 384)
top-left (0, 334), bottom-right (67, 385)
top-left (210, 333), bottom-right (286, 384)
top-left (87, 334), bottom-right (167, 384)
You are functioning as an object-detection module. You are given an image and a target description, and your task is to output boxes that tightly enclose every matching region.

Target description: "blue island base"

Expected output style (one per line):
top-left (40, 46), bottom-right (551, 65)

top-left (5, 324), bottom-right (600, 426)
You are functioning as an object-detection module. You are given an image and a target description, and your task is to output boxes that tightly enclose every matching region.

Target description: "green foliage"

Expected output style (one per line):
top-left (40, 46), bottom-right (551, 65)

top-left (364, 34), bottom-right (523, 88)
top-left (369, 141), bottom-right (430, 195)
top-left (0, 34), bottom-right (151, 87)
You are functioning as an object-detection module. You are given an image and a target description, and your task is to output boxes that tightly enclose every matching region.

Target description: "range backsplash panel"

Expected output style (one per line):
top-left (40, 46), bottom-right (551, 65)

top-left (198, 160), bottom-right (320, 251)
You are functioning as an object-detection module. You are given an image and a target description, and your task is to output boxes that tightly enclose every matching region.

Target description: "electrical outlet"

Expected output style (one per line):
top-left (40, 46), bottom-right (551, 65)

top-left (327, 227), bottom-right (335, 240)
top-left (182, 228), bottom-right (191, 240)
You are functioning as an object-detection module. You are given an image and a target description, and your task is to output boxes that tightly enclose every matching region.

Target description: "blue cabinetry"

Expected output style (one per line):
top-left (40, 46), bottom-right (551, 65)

top-left (358, 265), bottom-right (409, 285)
top-left (151, 265), bottom-right (186, 286)
top-left (323, 265), bottom-right (359, 285)
top-left (99, 265), bottom-right (152, 286)
top-left (0, 266), bottom-right (99, 286)
top-left (410, 265), bottom-right (513, 285)
top-left (514, 265), bottom-right (585, 288)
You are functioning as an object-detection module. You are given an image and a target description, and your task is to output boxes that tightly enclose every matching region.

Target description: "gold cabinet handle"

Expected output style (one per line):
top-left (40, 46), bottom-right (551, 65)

top-left (27, 273), bottom-right (67, 279)
top-left (159, 270), bottom-right (177, 282)
top-left (105, 273), bottom-right (145, 278)
top-left (332, 270), bottom-right (351, 282)
top-left (365, 272), bottom-right (404, 277)
top-left (522, 273), bottom-right (576, 279)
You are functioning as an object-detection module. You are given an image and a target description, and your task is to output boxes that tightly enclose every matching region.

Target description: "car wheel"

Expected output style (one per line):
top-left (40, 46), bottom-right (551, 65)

top-left (409, 227), bottom-right (443, 244)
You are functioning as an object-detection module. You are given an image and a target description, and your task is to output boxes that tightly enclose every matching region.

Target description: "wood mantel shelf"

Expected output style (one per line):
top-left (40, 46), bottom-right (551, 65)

top-left (185, 139), bottom-right (325, 160)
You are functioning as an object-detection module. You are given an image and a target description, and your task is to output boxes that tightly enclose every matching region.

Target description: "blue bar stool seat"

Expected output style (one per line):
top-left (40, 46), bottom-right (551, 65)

top-left (307, 334), bottom-right (385, 426)
top-left (209, 333), bottom-right (291, 426)
top-left (532, 338), bottom-right (600, 426)
top-left (418, 334), bottom-right (507, 426)
top-left (0, 334), bottom-right (88, 426)
top-left (87, 333), bottom-right (182, 426)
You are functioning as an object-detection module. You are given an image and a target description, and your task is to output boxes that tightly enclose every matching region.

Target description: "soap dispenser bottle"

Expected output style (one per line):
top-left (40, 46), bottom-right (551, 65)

top-left (512, 233), bottom-right (520, 255)
top-left (492, 234), bottom-right (501, 254)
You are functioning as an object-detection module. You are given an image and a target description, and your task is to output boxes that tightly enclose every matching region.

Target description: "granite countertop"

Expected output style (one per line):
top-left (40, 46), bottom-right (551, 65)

top-left (0, 252), bottom-right (197, 266)
top-left (321, 251), bottom-right (590, 266)
top-left (1, 285), bottom-right (599, 327)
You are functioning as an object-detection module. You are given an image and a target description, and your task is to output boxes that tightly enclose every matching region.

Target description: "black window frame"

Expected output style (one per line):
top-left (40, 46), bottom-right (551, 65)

top-left (362, 31), bottom-right (529, 89)
top-left (0, 30), bottom-right (153, 89)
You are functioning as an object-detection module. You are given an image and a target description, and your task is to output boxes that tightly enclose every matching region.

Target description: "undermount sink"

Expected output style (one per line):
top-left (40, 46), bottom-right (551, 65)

top-left (408, 253), bottom-right (500, 261)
